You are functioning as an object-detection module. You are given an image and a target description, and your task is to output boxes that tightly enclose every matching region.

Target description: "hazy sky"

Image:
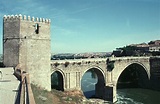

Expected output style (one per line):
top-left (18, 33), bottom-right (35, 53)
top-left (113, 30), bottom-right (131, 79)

top-left (0, 0), bottom-right (159, 53)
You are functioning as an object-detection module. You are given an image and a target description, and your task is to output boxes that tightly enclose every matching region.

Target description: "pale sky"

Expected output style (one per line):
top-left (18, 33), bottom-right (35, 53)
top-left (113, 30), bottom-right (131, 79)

top-left (0, 0), bottom-right (160, 53)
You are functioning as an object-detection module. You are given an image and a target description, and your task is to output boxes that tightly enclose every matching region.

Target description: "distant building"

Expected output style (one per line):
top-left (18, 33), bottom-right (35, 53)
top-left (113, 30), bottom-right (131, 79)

top-left (148, 40), bottom-right (160, 52)
top-left (136, 44), bottom-right (149, 52)
top-left (149, 45), bottom-right (160, 52)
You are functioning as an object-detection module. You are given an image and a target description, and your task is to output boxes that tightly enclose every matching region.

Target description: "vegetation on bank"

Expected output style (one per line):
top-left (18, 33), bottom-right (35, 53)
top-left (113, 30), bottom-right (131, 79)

top-left (31, 84), bottom-right (100, 104)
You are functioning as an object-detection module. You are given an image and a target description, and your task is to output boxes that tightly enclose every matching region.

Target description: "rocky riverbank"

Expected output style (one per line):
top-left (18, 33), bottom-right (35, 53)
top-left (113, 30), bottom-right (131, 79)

top-left (31, 84), bottom-right (109, 104)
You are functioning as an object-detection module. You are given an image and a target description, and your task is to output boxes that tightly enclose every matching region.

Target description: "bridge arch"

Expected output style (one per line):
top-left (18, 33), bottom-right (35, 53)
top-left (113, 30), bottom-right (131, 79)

top-left (116, 62), bottom-right (150, 89)
top-left (81, 66), bottom-right (105, 79)
top-left (51, 68), bottom-right (65, 91)
top-left (81, 66), bottom-right (105, 99)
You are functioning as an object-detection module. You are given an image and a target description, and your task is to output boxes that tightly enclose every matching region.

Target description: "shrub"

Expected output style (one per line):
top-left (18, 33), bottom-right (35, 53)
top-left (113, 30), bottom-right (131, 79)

top-left (54, 62), bottom-right (60, 67)
top-left (64, 62), bottom-right (70, 67)
top-left (107, 61), bottom-right (115, 71)
top-left (72, 62), bottom-right (76, 65)
top-left (0, 62), bottom-right (5, 67)
top-left (77, 62), bottom-right (81, 65)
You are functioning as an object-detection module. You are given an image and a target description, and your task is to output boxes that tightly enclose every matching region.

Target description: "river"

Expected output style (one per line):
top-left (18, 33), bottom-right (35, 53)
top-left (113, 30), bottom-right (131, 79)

top-left (81, 71), bottom-right (160, 104)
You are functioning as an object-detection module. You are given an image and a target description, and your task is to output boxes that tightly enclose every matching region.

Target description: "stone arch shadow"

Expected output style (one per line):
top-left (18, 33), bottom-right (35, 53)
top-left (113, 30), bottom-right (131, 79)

top-left (80, 66), bottom-right (105, 99)
top-left (115, 62), bottom-right (150, 89)
top-left (51, 68), bottom-right (65, 91)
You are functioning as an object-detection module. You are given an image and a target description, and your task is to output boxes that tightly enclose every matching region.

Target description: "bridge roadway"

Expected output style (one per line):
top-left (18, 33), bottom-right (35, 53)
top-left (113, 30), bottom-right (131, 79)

top-left (51, 56), bottom-right (151, 63)
top-left (0, 68), bottom-right (20, 104)
top-left (51, 58), bottom-right (107, 63)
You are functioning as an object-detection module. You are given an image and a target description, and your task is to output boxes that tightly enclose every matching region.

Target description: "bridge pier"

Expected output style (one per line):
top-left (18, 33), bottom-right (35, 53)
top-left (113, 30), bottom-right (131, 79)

top-left (104, 84), bottom-right (117, 103)
top-left (95, 79), bottom-right (105, 99)
top-left (105, 71), bottom-right (117, 103)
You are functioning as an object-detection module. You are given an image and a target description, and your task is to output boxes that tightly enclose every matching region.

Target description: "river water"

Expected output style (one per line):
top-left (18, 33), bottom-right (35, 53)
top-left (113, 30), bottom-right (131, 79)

top-left (81, 71), bottom-right (160, 104)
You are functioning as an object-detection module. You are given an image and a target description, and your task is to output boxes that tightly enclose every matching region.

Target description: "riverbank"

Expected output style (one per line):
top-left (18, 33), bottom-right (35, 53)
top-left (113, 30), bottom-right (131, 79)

top-left (31, 84), bottom-right (109, 104)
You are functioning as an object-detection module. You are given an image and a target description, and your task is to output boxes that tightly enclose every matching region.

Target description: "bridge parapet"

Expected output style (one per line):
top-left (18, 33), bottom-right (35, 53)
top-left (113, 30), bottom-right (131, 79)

top-left (109, 56), bottom-right (150, 62)
top-left (51, 58), bottom-right (107, 69)
top-left (51, 58), bottom-right (107, 64)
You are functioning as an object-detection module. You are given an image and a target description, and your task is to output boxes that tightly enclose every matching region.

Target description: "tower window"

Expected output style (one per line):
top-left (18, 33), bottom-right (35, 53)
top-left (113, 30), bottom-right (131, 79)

top-left (35, 23), bottom-right (40, 34)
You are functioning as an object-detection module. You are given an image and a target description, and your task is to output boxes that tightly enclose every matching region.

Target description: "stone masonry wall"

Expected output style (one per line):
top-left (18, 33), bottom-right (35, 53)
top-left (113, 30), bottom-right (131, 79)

top-left (51, 58), bottom-right (107, 91)
top-left (3, 15), bottom-right (20, 67)
top-left (3, 14), bottom-right (51, 91)
top-left (150, 57), bottom-right (160, 90)
top-left (111, 57), bottom-right (150, 86)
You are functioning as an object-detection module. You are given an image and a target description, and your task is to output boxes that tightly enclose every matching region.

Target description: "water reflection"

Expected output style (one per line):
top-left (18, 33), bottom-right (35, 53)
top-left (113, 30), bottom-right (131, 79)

top-left (117, 88), bottom-right (160, 104)
top-left (81, 71), bottom-right (98, 98)
top-left (81, 71), bottom-right (160, 103)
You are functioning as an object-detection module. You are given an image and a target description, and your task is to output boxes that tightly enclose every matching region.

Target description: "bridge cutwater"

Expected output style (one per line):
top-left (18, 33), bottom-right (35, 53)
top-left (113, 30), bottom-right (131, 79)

top-left (2, 14), bottom-right (160, 103)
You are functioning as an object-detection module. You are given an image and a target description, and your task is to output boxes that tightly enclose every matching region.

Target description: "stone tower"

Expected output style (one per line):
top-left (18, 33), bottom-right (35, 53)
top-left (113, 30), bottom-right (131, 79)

top-left (3, 14), bottom-right (51, 91)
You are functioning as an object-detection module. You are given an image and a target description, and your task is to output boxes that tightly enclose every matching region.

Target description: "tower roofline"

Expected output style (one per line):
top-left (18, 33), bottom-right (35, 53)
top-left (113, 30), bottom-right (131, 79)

top-left (3, 14), bottom-right (51, 24)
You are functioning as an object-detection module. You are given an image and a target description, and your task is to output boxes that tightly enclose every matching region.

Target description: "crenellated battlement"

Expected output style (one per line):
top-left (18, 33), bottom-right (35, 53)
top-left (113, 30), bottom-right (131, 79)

top-left (3, 14), bottom-right (51, 24)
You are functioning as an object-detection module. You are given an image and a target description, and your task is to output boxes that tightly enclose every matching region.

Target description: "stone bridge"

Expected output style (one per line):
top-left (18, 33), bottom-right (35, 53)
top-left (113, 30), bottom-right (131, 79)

top-left (3, 15), bottom-right (160, 103)
top-left (50, 56), bottom-right (156, 102)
